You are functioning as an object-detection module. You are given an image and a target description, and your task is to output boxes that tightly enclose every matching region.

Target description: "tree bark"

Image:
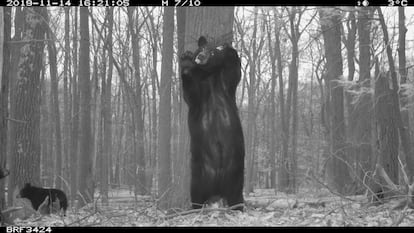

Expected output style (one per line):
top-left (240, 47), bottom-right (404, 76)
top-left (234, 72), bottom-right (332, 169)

top-left (40, 63), bottom-right (52, 187)
top-left (70, 7), bottom-right (80, 203)
top-left (7, 8), bottom-right (22, 204)
top-left (78, 7), bottom-right (93, 207)
top-left (376, 6), bottom-right (411, 185)
top-left (9, 7), bottom-right (47, 192)
top-left (63, 7), bottom-right (71, 194)
top-left (286, 7), bottom-right (301, 194)
top-left (157, 7), bottom-right (174, 210)
top-left (353, 8), bottom-right (373, 190)
top-left (343, 11), bottom-right (356, 82)
top-left (89, 17), bottom-right (99, 201)
top-left (174, 7), bottom-right (191, 209)
top-left (46, 11), bottom-right (63, 189)
top-left (319, 7), bottom-right (352, 195)
top-left (265, 10), bottom-right (278, 190)
top-left (127, 8), bottom-right (146, 196)
top-left (97, 39), bottom-right (105, 199)
top-left (397, 7), bottom-right (414, 181)
top-left (101, 7), bottom-right (114, 203)
top-left (275, 11), bottom-right (288, 193)
top-left (342, 12), bottom-right (357, 187)
top-left (375, 72), bottom-right (398, 186)
top-left (0, 7), bottom-right (11, 210)
top-left (245, 7), bottom-right (258, 195)
top-left (146, 8), bottom-right (159, 193)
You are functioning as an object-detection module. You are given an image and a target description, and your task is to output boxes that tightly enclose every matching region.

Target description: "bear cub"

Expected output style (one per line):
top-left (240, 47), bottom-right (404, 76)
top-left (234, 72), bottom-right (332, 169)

top-left (17, 183), bottom-right (68, 216)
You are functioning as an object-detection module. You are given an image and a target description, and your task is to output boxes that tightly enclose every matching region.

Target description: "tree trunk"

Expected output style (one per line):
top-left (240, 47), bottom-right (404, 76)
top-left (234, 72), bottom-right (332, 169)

top-left (354, 8), bottom-right (373, 191)
top-left (147, 8), bottom-right (159, 194)
top-left (47, 67), bottom-right (55, 187)
top-left (63, 7), bottom-right (71, 194)
top-left (113, 85), bottom-right (123, 187)
top-left (127, 7), bottom-right (146, 196)
top-left (0, 7), bottom-right (11, 209)
top-left (184, 7), bottom-right (234, 51)
top-left (397, 7), bottom-right (414, 181)
top-left (78, 7), bottom-right (93, 207)
top-left (97, 44), bottom-right (105, 198)
top-left (157, 7), bottom-right (174, 210)
top-left (9, 7), bottom-right (47, 192)
top-left (265, 11), bottom-right (278, 189)
top-left (70, 7), bottom-right (80, 204)
top-left (375, 72), bottom-right (398, 186)
top-left (319, 7), bottom-right (352, 195)
top-left (376, 6), bottom-right (411, 185)
top-left (245, 7), bottom-right (258, 195)
top-left (7, 8), bottom-right (22, 204)
top-left (344, 11), bottom-right (356, 82)
top-left (46, 11), bottom-right (63, 189)
top-left (275, 11), bottom-right (288, 193)
top-left (101, 7), bottom-right (114, 203)
top-left (287, 7), bottom-right (300, 194)
top-left (40, 64), bottom-right (51, 186)
top-left (90, 19), bottom-right (99, 200)
top-left (0, 8), bottom-right (3, 87)
top-left (342, 12), bottom-right (357, 190)
top-left (174, 7), bottom-right (191, 209)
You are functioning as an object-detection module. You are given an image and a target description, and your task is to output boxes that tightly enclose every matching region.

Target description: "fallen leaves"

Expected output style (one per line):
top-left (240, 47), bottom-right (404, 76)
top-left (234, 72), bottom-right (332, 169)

top-left (6, 188), bottom-right (414, 226)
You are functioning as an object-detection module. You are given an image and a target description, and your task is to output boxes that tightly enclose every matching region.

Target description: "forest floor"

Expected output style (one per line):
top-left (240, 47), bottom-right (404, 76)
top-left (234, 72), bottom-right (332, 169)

top-left (12, 188), bottom-right (414, 227)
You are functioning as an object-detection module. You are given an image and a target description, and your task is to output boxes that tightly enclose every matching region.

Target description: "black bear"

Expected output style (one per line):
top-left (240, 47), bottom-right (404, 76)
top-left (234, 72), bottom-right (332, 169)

top-left (17, 183), bottom-right (68, 215)
top-left (180, 36), bottom-right (245, 211)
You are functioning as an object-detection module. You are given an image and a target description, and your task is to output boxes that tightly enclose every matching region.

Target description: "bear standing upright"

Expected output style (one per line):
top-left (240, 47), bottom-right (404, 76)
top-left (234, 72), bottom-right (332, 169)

top-left (180, 36), bottom-right (245, 211)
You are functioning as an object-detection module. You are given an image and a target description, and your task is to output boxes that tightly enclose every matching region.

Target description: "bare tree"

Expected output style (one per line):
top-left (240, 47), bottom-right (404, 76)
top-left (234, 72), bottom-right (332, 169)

top-left (235, 7), bottom-right (263, 194)
top-left (9, 7), bottom-right (47, 193)
top-left (245, 7), bottom-right (258, 195)
top-left (354, 7), bottom-right (373, 189)
top-left (174, 7), bottom-right (191, 209)
top-left (63, 7), bottom-right (71, 193)
top-left (101, 7), bottom-right (114, 203)
top-left (265, 9), bottom-right (278, 190)
top-left (374, 70), bottom-right (398, 191)
top-left (70, 7), bottom-right (80, 204)
top-left (342, 11), bottom-right (357, 185)
top-left (278, 7), bottom-right (316, 193)
top-left (157, 7), bottom-right (174, 210)
top-left (0, 7), bottom-right (11, 209)
top-left (127, 7), bottom-right (146, 195)
top-left (319, 7), bottom-right (352, 195)
top-left (78, 7), bottom-right (93, 207)
top-left (398, 7), bottom-right (414, 181)
top-left (144, 7), bottom-right (160, 193)
top-left (46, 11), bottom-right (63, 190)
top-left (374, 6), bottom-right (412, 190)
top-left (275, 10), bottom-right (288, 193)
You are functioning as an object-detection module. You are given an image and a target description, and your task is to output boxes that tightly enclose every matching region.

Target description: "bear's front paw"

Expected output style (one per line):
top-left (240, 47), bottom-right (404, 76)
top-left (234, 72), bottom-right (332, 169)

top-left (180, 51), bottom-right (195, 75)
top-left (181, 51), bottom-right (194, 61)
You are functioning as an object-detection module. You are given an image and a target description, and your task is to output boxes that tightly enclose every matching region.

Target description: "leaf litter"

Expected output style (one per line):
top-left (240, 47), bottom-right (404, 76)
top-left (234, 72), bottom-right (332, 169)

top-left (10, 188), bottom-right (414, 227)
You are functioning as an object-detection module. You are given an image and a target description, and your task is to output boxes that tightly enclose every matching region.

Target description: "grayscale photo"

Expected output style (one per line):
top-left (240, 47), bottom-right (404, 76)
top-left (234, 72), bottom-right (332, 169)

top-left (0, 5), bottom-right (414, 227)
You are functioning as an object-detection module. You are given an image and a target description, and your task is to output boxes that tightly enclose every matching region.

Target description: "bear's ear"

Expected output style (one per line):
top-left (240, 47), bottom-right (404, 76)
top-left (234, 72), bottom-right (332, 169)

top-left (198, 36), bottom-right (208, 48)
top-left (24, 183), bottom-right (31, 187)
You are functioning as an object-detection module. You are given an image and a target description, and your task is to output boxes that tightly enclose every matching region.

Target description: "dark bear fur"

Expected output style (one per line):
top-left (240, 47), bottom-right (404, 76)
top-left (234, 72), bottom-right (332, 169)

top-left (17, 183), bottom-right (68, 215)
top-left (0, 167), bottom-right (9, 179)
top-left (180, 36), bottom-right (245, 211)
